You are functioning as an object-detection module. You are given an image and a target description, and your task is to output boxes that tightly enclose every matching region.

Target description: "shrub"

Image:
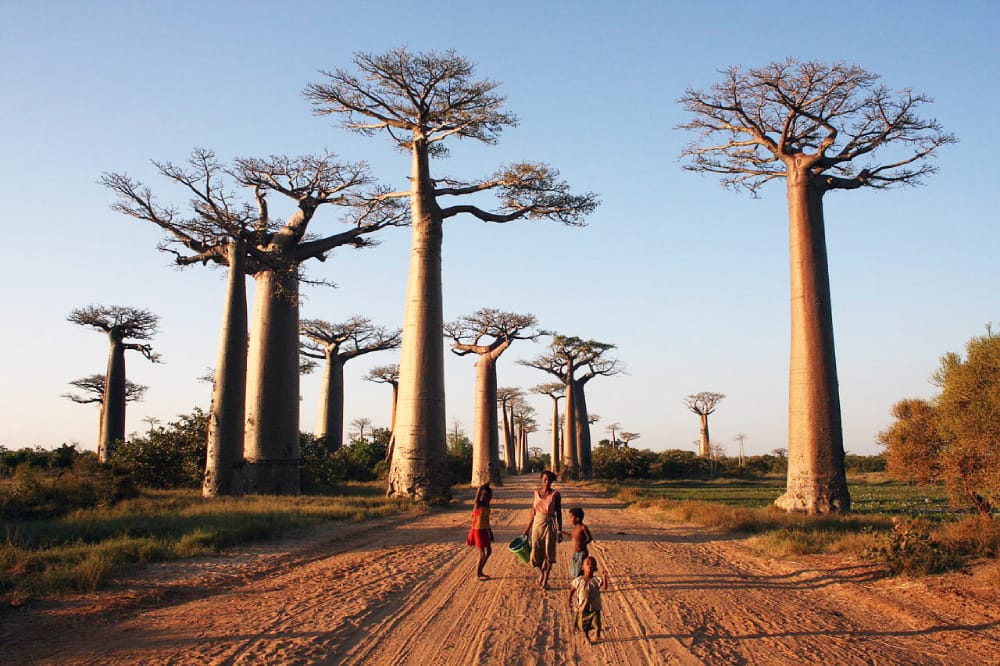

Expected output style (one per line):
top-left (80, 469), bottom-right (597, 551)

top-left (866, 517), bottom-right (963, 575)
top-left (111, 409), bottom-right (207, 489)
top-left (592, 446), bottom-right (652, 480)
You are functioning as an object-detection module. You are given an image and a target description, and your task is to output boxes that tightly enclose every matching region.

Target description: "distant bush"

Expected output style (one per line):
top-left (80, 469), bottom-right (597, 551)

top-left (300, 432), bottom-right (388, 490)
top-left (0, 454), bottom-right (138, 520)
top-left (110, 409), bottom-right (207, 489)
top-left (592, 446), bottom-right (654, 480)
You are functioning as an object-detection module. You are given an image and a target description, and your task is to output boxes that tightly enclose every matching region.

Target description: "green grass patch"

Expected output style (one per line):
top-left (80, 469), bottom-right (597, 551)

top-left (1, 482), bottom-right (423, 606)
top-left (606, 476), bottom-right (994, 576)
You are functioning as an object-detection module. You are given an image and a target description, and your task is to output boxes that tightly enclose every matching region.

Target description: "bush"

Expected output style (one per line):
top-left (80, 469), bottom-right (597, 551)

top-left (111, 409), bottom-right (207, 489)
top-left (0, 456), bottom-right (138, 520)
top-left (592, 447), bottom-right (653, 480)
top-left (300, 434), bottom-right (388, 490)
top-left (866, 517), bottom-right (964, 575)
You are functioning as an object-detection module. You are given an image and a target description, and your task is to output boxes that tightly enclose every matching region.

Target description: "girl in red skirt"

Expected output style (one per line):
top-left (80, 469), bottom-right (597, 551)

top-left (467, 483), bottom-right (494, 579)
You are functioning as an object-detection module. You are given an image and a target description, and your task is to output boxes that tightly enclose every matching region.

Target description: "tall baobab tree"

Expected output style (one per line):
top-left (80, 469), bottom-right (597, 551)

top-left (300, 317), bottom-right (401, 450)
top-left (679, 60), bottom-right (954, 513)
top-left (684, 392), bottom-right (726, 458)
top-left (604, 422), bottom-right (621, 448)
top-left (105, 151), bottom-right (403, 495)
top-left (306, 48), bottom-right (598, 502)
top-left (104, 152), bottom-right (256, 496)
top-left (512, 399), bottom-right (537, 473)
top-left (446, 309), bottom-right (540, 486)
top-left (734, 432), bottom-right (747, 468)
top-left (63, 374), bottom-right (147, 448)
top-left (521, 336), bottom-right (623, 478)
top-left (497, 386), bottom-right (522, 473)
top-left (533, 383), bottom-right (565, 474)
top-left (365, 364), bottom-right (400, 461)
top-left (68, 305), bottom-right (160, 461)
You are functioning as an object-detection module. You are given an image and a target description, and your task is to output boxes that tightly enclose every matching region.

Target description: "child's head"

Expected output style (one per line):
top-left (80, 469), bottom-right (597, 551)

top-left (569, 507), bottom-right (584, 524)
top-left (475, 483), bottom-right (492, 506)
top-left (582, 556), bottom-right (598, 577)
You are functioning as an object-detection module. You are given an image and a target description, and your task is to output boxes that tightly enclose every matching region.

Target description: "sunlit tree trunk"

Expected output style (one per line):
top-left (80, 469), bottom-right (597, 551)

top-left (562, 375), bottom-right (579, 478)
top-left (500, 401), bottom-right (515, 473)
top-left (99, 335), bottom-right (127, 462)
top-left (204, 240), bottom-right (247, 496)
top-left (471, 355), bottom-right (501, 486)
top-left (698, 413), bottom-right (711, 457)
top-left (315, 352), bottom-right (346, 449)
top-left (387, 141), bottom-right (451, 502)
top-left (550, 398), bottom-right (561, 474)
top-left (774, 170), bottom-right (850, 513)
top-left (245, 268), bottom-right (301, 495)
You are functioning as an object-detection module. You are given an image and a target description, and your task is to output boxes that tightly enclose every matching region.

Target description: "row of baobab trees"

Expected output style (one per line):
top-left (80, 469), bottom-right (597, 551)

top-left (70, 47), bottom-right (953, 514)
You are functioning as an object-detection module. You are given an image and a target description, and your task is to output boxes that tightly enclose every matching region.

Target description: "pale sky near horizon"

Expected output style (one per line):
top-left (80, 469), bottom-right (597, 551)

top-left (1, 0), bottom-right (997, 458)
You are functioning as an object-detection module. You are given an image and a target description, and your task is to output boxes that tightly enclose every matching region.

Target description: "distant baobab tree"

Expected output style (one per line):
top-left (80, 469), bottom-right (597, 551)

top-left (306, 48), bottom-right (599, 502)
top-left (68, 305), bottom-right (160, 462)
top-left (300, 317), bottom-right (401, 450)
top-left (532, 383), bottom-right (565, 474)
top-left (684, 392), bottom-right (725, 458)
top-left (734, 432), bottom-right (747, 468)
top-left (446, 309), bottom-right (540, 486)
top-left (350, 417), bottom-right (373, 442)
top-left (105, 150), bottom-right (405, 495)
top-left (365, 364), bottom-right (400, 461)
top-left (680, 59), bottom-right (954, 512)
top-left (620, 432), bottom-right (640, 447)
top-left (63, 374), bottom-right (147, 448)
top-left (605, 422), bottom-right (621, 448)
top-left (521, 336), bottom-right (623, 478)
top-left (497, 386), bottom-right (523, 473)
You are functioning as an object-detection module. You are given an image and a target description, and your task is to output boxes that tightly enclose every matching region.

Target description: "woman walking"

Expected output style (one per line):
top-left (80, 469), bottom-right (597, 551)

top-left (522, 470), bottom-right (563, 590)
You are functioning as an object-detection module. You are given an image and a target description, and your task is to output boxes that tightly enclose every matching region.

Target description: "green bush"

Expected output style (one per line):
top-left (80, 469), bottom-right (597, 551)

top-left (110, 409), bottom-right (207, 489)
top-left (592, 446), bottom-right (653, 480)
top-left (0, 456), bottom-right (138, 520)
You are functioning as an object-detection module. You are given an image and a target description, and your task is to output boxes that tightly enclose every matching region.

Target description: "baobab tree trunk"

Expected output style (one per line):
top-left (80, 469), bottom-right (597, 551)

top-left (385, 383), bottom-right (399, 464)
top-left (774, 172), bottom-right (850, 513)
top-left (501, 403), bottom-right (515, 473)
top-left (315, 353), bottom-right (346, 450)
top-left (99, 336), bottom-right (127, 462)
top-left (244, 268), bottom-right (301, 495)
top-left (471, 355), bottom-right (501, 486)
top-left (550, 399), bottom-right (560, 474)
top-left (387, 142), bottom-right (451, 502)
top-left (574, 381), bottom-right (593, 478)
top-left (562, 380), bottom-right (579, 478)
top-left (204, 240), bottom-right (248, 497)
top-left (698, 413), bottom-right (711, 457)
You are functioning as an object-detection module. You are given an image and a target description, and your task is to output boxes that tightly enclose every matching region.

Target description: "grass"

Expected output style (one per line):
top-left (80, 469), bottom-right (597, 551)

top-left (604, 474), bottom-right (995, 576)
top-left (1, 483), bottom-right (424, 607)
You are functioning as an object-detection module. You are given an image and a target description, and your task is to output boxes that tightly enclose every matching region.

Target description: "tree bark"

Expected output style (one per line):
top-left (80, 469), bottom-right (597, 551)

top-left (470, 355), bottom-right (501, 486)
top-left (244, 268), bottom-right (301, 495)
top-left (99, 335), bottom-right (127, 462)
top-left (315, 352), bottom-right (346, 450)
top-left (562, 375), bottom-right (579, 478)
top-left (550, 398), bottom-right (561, 474)
top-left (203, 240), bottom-right (248, 496)
top-left (774, 170), bottom-right (850, 513)
top-left (574, 379), bottom-right (593, 478)
top-left (387, 141), bottom-right (451, 502)
top-left (500, 400), bottom-right (515, 473)
top-left (698, 413), bottom-right (711, 458)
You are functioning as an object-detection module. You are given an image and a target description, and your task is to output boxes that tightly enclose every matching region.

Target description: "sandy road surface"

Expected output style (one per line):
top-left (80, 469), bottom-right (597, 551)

top-left (3, 475), bottom-right (999, 665)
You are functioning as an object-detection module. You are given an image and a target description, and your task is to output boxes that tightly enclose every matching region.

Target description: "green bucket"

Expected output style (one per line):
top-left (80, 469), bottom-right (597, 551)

top-left (509, 535), bottom-right (531, 564)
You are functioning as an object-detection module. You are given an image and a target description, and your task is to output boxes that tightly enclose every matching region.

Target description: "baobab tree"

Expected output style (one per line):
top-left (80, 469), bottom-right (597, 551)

top-left (68, 305), bottom-right (160, 461)
top-left (734, 432), bottom-right (747, 468)
top-left (105, 151), bottom-right (404, 495)
top-left (620, 431), bottom-right (640, 447)
top-left (684, 392), bottom-right (726, 458)
top-left (446, 309), bottom-right (539, 486)
top-left (306, 48), bottom-right (599, 502)
top-left (497, 386), bottom-right (523, 473)
top-left (365, 364), bottom-right (400, 461)
top-left (679, 59), bottom-right (954, 513)
top-left (533, 383), bottom-right (565, 474)
top-left (63, 374), bottom-right (147, 448)
top-left (605, 422), bottom-right (621, 448)
top-left (512, 400), bottom-right (537, 473)
top-left (300, 317), bottom-right (401, 450)
top-left (521, 336), bottom-right (623, 478)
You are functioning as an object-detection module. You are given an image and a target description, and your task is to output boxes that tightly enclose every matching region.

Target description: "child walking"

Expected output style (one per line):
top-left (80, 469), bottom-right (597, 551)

top-left (467, 483), bottom-right (494, 580)
top-left (568, 556), bottom-right (608, 644)
top-left (563, 507), bottom-right (594, 579)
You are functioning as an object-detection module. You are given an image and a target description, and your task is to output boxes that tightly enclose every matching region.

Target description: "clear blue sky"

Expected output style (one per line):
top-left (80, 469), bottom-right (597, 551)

top-left (2, 0), bottom-right (997, 457)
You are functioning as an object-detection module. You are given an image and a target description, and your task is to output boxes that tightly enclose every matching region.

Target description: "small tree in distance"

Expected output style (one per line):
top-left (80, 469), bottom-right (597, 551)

top-left (680, 59), bottom-right (955, 514)
top-left (683, 392), bottom-right (725, 458)
top-left (68, 305), bottom-right (160, 462)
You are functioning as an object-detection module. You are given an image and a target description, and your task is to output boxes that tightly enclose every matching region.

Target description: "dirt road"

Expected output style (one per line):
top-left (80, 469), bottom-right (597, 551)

top-left (3, 475), bottom-right (998, 665)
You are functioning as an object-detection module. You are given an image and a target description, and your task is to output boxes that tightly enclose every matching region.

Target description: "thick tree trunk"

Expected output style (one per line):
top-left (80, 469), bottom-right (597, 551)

top-left (387, 142), bottom-right (451, 502)
top-left (203, 241), bottom-right (248, 497)
top-left (774, 172), bottom-right (850, 514)
top-left (315, 352), bottom-right (346, 450)
top-left (500, 402), bottom-right (515, 472)
top-left (562, 377), bottom-right (579, 478)
top-left (244, 268), bottom-right (301, 495)
top-left (99, 336), bottom-right (127, 462)
top-left (470, 355), bottom-right (501, 486)
top-left (698, 413), bottom-right (710, 457)
top-left (550, 398), bottom-right (560, 474)
top-left (574, 380), bottom-right (593, 478)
